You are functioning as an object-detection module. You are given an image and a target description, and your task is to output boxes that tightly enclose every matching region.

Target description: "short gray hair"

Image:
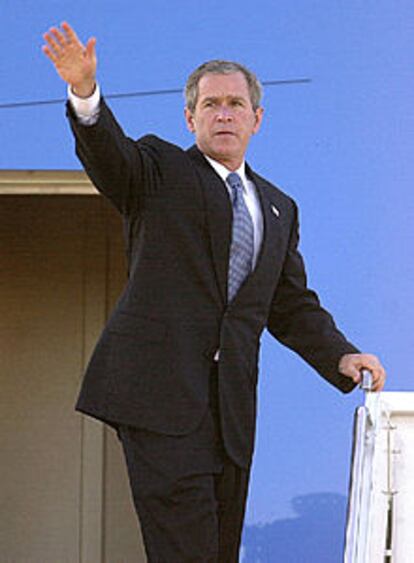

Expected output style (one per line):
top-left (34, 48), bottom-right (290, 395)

top-left (184, 60), bottom-right (263, 112)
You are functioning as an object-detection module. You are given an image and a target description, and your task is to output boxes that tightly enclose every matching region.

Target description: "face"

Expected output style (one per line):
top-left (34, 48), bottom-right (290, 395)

top-left (185, 72), bottom-right (264, 171)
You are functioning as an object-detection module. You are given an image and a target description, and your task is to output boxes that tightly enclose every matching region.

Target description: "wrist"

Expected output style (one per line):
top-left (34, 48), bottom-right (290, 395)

top-left (71, 81), bottom-right (96, 99)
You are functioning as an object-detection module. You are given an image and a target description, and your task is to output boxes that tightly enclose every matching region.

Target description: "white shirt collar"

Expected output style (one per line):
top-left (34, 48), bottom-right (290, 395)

top-left (203, 155), bottom-right (248, 192)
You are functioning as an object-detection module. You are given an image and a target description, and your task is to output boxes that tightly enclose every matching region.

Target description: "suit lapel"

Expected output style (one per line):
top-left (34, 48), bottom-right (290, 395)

top-left (238, 167), bottom-right (285, 294)
top-left (187, 145), bottom-right (232, 304)
top-left (186, 147), bottom-right (287, 305)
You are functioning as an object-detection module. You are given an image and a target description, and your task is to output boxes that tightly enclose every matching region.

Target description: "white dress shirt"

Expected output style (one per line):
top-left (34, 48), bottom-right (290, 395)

top-left (68, 84), bottom-right (101, 125)
top-left (203, 156), bottom-right (263, 269)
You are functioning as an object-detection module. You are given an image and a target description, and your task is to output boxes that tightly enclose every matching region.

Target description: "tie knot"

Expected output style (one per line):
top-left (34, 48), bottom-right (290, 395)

top-left (227, 173), bottom-right (244, 205)
top-left (227, 172), bottom-right (243, 191)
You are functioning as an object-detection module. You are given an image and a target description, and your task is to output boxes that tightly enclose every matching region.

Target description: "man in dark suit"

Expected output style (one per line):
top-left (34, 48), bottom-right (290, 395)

top-left (43, 22), bottom-right (386, 562)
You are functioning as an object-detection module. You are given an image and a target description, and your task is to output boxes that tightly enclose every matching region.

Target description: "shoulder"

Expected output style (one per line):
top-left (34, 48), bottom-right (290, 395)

top-left (135, 134), bottom-right (199, 171)
top-left (136, 133), bottom-right (183, 152)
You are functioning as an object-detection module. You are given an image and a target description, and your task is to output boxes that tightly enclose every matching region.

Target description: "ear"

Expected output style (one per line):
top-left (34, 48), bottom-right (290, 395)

top-left (184, 107), bottom-right (196, 133)
top-left (252, 107), bottom-right (264, 134)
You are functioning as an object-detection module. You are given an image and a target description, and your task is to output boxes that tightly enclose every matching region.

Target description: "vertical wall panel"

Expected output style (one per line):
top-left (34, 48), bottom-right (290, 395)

top-left (0, 195), bottom-right (146, 562)
top-left (0, 197), bottom-right (88, 561)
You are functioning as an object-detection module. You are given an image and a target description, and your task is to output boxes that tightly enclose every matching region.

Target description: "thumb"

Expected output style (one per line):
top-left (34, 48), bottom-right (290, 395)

top-left (339, 357), bottom-right (363, 383)
top-left (348, 367), bottom-right (363, 383)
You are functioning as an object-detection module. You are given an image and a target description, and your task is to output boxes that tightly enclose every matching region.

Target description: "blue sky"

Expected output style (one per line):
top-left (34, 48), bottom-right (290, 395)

top-left (2, 0), bottom-right (413, 557)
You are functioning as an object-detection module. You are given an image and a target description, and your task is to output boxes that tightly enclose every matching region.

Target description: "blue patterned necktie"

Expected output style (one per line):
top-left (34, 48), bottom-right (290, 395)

top-left (227, 172), bottom-right (254, 302)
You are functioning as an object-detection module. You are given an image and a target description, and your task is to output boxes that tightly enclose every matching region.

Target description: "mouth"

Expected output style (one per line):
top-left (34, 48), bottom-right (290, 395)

top-left (214, 131), bottom-right (236, 137)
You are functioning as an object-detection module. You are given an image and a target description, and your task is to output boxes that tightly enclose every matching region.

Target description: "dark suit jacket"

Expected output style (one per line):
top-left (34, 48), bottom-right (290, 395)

top-left (68, 99), bottom-right (357, 469)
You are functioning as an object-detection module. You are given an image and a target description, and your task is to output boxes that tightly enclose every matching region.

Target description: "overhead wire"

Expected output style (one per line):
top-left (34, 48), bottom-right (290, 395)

top-left (0, 78), bottom-right (311, 110)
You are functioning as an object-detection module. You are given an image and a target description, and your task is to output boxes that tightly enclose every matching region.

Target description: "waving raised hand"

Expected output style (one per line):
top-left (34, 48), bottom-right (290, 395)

top-left (42, 22), bottom-right (97, 98)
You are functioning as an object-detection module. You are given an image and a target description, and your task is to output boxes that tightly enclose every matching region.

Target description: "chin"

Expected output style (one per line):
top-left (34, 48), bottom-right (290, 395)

top-left (212, 142), bottom-right (237, 159)
top-left (212, 150), bottom-right (234, 164)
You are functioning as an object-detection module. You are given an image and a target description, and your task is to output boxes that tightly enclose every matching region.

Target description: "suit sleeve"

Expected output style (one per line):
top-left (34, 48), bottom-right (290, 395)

top-left (266, 201), bottom-right (358, 393)
top-left (66, 97), bottom-right (162, 216)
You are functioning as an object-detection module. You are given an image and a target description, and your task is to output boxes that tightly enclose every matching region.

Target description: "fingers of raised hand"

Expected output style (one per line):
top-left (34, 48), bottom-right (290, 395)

top-left (43, 23), bottom-right (83, 59)
top-left (43, 31), bottom-right (61, 58)
top-left (42, 44), bottom-right (57, 64)
top-left (61, 21), bottom-right (80, 44)
top-left (44, 28), bottom-right (65, 54)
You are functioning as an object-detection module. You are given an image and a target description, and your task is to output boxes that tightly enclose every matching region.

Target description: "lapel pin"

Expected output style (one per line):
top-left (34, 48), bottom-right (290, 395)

top-left (271, 204), bottom-right (280, 218)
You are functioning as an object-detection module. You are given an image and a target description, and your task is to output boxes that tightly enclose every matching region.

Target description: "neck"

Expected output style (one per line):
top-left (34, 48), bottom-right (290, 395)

top-left (196, 144), bottom-right (244, 171)
top-left (201, 152), bottom-right (243, 172)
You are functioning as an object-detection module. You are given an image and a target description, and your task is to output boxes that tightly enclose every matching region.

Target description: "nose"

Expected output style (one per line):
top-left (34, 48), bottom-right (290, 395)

top-left (216, 105), bottom-right (233, 122)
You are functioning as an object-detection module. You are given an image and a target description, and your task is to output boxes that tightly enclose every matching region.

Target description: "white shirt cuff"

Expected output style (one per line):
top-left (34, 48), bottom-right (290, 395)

top-left (68, 83), bottom-right (101, 125)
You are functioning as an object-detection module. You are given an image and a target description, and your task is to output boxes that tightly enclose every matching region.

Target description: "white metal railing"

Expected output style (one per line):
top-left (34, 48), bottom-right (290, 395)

top-left (344, 372), bottom-right (389, 563)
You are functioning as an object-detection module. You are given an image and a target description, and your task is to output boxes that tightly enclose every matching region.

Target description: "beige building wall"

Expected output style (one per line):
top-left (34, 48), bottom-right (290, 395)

top-left (0, 172), bottom-right (146, 562)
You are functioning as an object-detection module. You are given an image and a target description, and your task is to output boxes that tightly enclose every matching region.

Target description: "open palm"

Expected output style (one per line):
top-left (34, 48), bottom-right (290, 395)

top-left (42, 22), bottom-right (97, 96)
